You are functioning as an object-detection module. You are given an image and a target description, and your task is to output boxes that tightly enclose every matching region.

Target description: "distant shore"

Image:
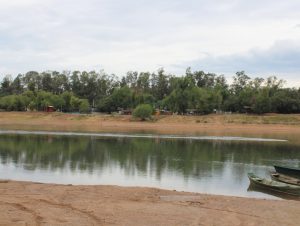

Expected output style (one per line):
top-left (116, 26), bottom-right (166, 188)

top-left (1, 112), bottom-right (300, 142)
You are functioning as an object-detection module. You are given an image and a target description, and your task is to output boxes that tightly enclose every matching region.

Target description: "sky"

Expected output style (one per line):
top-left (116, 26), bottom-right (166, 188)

top-left (0, 0), bottom-right (300, 86)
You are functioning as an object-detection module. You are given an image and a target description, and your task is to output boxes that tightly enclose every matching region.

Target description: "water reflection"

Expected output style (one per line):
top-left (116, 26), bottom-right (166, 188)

top-left (0, 134), bottom-right (300, 199)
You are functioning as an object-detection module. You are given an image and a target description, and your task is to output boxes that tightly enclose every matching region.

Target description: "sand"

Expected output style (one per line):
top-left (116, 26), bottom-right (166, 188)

top-left (0, 180), bottom-right (300, 226)
top-left (1, 112), bottom-right (300, 141)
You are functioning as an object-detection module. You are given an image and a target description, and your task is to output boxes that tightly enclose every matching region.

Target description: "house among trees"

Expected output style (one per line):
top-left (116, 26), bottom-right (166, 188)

top-left (118, 108), bottom-right (132, 115)
top-left (243, 106), bottom-right (254, 114)
top-left (45, 106), bottom-right (55, 112)
top-left (155, 109), bottom-right (172, 116)
top-left (186, 109), bottom-right (203, 115)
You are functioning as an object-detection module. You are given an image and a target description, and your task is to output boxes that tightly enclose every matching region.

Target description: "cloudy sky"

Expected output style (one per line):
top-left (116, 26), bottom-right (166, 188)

top-left (0, 0), bottom-right (300, 86)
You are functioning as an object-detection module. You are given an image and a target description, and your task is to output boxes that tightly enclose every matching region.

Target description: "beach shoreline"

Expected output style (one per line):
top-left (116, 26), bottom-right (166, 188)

top-left (0, 180), bottom-right (300, 226)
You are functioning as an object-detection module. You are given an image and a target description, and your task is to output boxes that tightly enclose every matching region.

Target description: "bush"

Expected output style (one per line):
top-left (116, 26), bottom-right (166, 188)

top-left (28, 101), bottom-right (36, 111)
top-left (79, 99), bottom-right (90, 113)
top-left (133, 104), bottom-right (153, 120)
top-left (96, 96), bottom-right (114, 113)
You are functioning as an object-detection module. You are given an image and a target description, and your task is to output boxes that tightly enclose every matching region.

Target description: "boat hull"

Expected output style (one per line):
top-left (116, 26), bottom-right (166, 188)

top-left (274, 165), bottom-right (300, 179)
top-left (248, 173), bottom-right (300, 196)
top-left (270, 172), bottom-right (300, 186)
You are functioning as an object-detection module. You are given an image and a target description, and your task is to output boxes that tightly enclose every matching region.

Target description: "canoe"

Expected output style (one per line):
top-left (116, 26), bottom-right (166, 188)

top-left (248, 173), bottom-right (300, 196)
top-left (274, 165), bottom-right (300, 179)
top-left (270, 172), bottom-right (300, 186)
top-left (247, 183), bottom-right (300, 200)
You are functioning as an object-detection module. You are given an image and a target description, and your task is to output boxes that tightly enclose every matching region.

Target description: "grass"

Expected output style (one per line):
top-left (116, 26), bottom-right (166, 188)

top-left (2, 111), bottom-right (300, 125)
top-left (220, 114), bottom-right (300, 125)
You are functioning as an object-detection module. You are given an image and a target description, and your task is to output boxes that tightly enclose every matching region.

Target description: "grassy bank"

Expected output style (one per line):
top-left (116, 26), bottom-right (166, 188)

top-left (1, 111), bottom-right (300, 124)
top-left (158, 113), bottom-right (300, 125)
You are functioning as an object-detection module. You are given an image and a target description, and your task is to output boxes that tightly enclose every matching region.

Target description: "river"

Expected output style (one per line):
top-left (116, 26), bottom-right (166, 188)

top-left (0, 131), bottom-right (299, 199)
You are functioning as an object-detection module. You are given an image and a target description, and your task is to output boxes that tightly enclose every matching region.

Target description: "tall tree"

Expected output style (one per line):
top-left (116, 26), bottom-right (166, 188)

top-left (1, 75), bottom-right (13, 95)
top-left (231, 71), bottom-right (251, 95)
top-left (151, 68), bottom-right (170, 100)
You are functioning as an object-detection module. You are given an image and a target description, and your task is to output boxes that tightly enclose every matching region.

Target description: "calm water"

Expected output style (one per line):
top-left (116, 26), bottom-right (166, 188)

top-left (0, 132), bottom-right (300, 199)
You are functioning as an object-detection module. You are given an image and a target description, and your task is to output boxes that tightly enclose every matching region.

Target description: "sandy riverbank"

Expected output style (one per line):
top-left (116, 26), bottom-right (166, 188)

top-left (0, 180), bottom-right (300, 226)
top-left (1, 112), bottom-right (300, 141)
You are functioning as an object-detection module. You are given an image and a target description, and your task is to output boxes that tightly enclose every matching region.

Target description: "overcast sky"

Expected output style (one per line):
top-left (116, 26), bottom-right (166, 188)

top-left (0, 0), bottom-right (300, 86)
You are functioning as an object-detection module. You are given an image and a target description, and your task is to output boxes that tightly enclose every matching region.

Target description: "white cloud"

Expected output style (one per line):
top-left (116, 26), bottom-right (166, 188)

top-left (0, 0), bottom-right (300, 86)
top-left (181, 40), bottom-right (300, 87)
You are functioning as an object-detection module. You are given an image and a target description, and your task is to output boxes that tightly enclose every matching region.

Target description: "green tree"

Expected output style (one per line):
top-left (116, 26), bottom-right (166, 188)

top-left (134, 93), bottom-right (154, 106)
top-left (231, 71), bottom-right (251, 95)
top-left (253, 88), bottom-right (271, 114)
top-left (151, 68), bottom-right (170, 100)
top-left (41, 72), bottom-right (53, 92)
top-left (70, 71), bottom-right (81, 96)
top-left (136, 72), bottom-right (151, 93)
top-left (23, 71), bottom-right (40, 92)
top-left (133, 104), bottom-right (153, 120)
top-left (96, 96), bottom-right (113, 113)
top-left (61, 91), bottom-right (73, 112)
top-left (163, 77), bottom-right (194, 113)
top-left (188, 87), bottom-right (213, 114)
top-left (1, 75), bottom-right (13, 95)
top-left (70, 96), bottom-right (82, 112)
top-left (11, 74), bottom-right (24, 94)
top-left (79, 99), bottom-right (90, 113)
top-left (271, 89), bottom-right (300, 113)
top-left (110, 86), bottom-right (133, 110)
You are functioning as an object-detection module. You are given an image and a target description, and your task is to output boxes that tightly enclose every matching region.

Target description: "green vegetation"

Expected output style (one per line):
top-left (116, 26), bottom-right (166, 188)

top-left (79, 99), bottom-right (90, 113)
top-left (0, 91), bottom-right (88, 112)
top-left (1, 69), bottom-right (300, 114)
top-left (133, 104), bottom-right (153, 120)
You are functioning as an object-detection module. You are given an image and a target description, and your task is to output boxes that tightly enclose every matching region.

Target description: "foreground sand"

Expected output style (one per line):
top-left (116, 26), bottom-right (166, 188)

top-left (1, 180), bottom-right (300, 226)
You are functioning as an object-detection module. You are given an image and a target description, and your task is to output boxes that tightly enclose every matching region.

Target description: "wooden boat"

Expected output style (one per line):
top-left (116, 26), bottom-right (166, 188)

top-left (270, 172), bottom-right (300, 186)
top-left (274, 165), bottom-right (300, 179)
top-left (248, 173), bottom-right (300, 196)
top-left (247, 184), bottom-right (300, 200)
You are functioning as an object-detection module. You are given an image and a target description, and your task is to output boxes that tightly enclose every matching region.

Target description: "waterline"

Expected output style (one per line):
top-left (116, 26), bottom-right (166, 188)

top-left (0, 130), bottom-right (288, 142)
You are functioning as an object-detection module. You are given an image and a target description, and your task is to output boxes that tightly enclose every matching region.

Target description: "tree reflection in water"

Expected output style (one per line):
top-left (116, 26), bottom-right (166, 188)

top-left (0, 134), bottom-right (299, 198)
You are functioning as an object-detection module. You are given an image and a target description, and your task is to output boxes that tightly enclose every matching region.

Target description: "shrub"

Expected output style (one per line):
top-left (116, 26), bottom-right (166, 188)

top-left (133, 104), bottom-right (153, 120)
top-left (79, 99), bottom-right (90, 113)
top-left (28, 101), bottom-right (36, 111)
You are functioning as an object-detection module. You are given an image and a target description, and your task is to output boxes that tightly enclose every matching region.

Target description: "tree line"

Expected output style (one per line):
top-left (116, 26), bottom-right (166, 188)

top-left (0, 68), bottom-right (300, 114)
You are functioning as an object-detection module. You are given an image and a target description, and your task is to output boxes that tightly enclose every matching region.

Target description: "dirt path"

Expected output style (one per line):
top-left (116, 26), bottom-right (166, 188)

top-left (0, 180), bottom-right (300, 226)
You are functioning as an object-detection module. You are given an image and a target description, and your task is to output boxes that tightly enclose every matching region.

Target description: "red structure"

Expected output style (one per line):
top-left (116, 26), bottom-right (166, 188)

top-left (45, 106), bottom-right (55, 112)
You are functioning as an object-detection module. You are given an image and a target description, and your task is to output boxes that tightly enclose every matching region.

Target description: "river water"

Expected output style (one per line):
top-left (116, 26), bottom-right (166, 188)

top-left (0, 131), bottom-right (299, 199)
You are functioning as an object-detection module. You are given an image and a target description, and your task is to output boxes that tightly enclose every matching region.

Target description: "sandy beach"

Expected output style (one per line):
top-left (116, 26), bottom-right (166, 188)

top-left (0, 180), bottom-right (300, 226)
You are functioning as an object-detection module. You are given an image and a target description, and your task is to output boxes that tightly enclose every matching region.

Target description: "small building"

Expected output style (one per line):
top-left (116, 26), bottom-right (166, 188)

top-left (45, 106), bottom-right (55, 112)
top-left (155, 109), bottom-right (172, 116)
top-left (243, 106), bottom-right (254, 114)
top-left (122, 109), bottom-right (132, 115)
top-left (118, 108), bottom-right (132, 115)
top-left (186, 109), bottom-right (202, 115)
